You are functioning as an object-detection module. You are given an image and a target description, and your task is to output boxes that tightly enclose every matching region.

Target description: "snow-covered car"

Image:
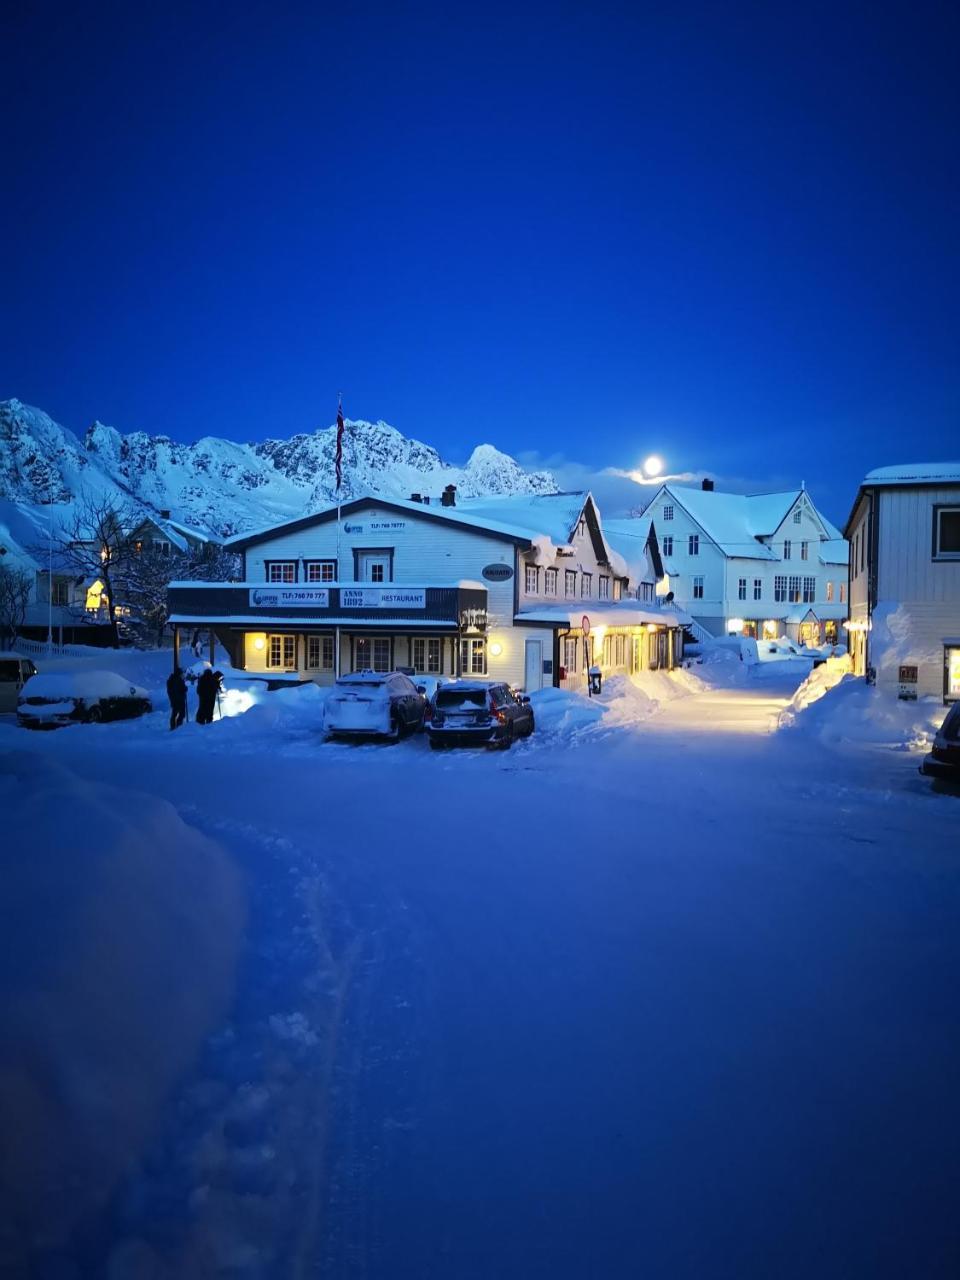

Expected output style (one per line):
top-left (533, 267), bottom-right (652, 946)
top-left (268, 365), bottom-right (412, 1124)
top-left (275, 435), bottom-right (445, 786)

top-left (427, 681), bottom-right (534, 750)
top-left (920, 702), bottom-right (960, 786)
top-left (323, 671), bottom-right (428, 740)
top-left (0, 653), bottom-right (38, 713)
top-left (17, 671), bottom-right (152, 728)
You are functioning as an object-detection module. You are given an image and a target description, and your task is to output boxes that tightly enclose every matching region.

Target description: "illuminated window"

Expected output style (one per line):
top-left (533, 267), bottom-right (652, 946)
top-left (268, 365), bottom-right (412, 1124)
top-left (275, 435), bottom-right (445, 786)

top-left (945, 646), bottom-right (960, 701)
top-left (826, 580), bottom-right (834, 602)
top-left (268, 634), bottom-right (296, 668)
top-left (305, 560), bottom-right (337, 582)
top-left (613, 579), bottom-right (622, 601)
top-left (839, 582), bottom-right (846, 604)
top-left (563, 636), bottom-right (578, 673)
top-left (267, 561), bottom-right (297, 583)
top-left (459, 637), bottom-right (487, 675)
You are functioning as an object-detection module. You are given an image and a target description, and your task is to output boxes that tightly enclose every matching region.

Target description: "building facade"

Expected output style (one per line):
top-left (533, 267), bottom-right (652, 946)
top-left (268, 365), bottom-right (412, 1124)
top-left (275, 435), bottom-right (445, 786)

top-left (636, 481), bottom-right (849, 645)
top-left (167, 490), bottom-right (688, 691)
top-left (844, 463), bottom-right (960, 702)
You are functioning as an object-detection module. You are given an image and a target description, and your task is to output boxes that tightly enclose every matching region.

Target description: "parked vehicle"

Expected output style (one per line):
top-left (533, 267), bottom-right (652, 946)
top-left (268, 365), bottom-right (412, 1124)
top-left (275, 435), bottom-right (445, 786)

top-left (0, 654), bottom-right (38, 713)
top-left (427, 681), bottom-right (534, 750)
top-left (920, 702), bottom-right (960, 786)
top-left (17, 671), bottom-right (152, 728)
top-left (324, 670), bottom-right (427, 740)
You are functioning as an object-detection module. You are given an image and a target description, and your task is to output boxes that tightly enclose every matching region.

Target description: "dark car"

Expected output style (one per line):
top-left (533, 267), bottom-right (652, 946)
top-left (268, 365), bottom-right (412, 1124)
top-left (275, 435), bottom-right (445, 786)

top-left (17, 671), bottom-right (152, 728)
top-left (427, 680), bottom-right (535, 750)
top-left (324, 670), bottom-right (428, 740)
top-left (920, 702), bottom-right (960, 786)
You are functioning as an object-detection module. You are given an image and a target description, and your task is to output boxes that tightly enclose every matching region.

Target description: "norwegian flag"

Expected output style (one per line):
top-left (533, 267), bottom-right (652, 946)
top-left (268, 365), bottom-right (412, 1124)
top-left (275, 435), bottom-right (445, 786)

top-left (335, 400), bottom-right (345, 492)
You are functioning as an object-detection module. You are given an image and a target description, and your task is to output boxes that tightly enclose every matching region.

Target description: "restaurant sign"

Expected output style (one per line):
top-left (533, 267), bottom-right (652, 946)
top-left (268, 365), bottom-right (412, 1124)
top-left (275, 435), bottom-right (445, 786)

top-left (340, 587), bottom-right (426, 609)
top-left (249, 587), bottom-right (330, 608)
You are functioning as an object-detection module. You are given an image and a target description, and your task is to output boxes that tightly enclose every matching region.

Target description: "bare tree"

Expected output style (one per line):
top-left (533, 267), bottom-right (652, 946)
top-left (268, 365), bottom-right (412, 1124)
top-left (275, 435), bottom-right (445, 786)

top-left (42, 494), bottom-right (141, 648)
top-left (0, 563), bottom-right (32, 647)
top-left (124, 544), bottom-right (190, 647)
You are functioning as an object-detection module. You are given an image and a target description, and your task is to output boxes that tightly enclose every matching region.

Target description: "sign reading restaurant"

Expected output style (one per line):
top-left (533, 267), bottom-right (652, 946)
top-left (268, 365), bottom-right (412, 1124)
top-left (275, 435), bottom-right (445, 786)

top-left (248, 586), bottom-right (427, 609)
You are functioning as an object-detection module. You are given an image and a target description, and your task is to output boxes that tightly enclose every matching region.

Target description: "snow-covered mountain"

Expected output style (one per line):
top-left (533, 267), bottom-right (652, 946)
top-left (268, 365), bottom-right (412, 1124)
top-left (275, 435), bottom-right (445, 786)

top-left (0, 399), bottom-right (557, 536)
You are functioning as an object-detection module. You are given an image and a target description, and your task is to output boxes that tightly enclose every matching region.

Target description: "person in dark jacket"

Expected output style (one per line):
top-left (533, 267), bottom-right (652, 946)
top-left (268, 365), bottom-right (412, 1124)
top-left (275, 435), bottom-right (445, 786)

top-left (166, 667), bottom-right (187, 731)
top-left (196, 667), bottom-right (221, 725)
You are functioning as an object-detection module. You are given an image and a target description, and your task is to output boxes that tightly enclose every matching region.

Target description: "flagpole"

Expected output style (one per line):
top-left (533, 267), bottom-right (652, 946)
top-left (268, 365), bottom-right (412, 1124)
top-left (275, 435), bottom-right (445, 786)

top-left (335, 394), bottom-right (344, 678)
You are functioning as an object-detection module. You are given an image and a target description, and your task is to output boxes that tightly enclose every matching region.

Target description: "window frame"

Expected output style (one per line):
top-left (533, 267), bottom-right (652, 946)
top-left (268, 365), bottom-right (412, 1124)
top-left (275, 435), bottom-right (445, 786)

top-left (580, 572), bottom-right (592, 598)
top-left (932, 506), bottom-right (960, 561)
top-left (267, 633), bottom-right (297, 669)
top-left (774, 574), bottom-right (787, 603)
top-left (662, 535), bottom-right (673, 556)
top-left (753, 577), bottom-right (762, 601)
top-left (800, 541), bottom-right (809, 561)
top-left (788, 575), bottom-right (801, 604)
top-left (524, 564), bottom-right (540, 595)
top-left (355, 636), bottom-right (392, 672)
top-left (544, 567), bottom-right (558, 596)
top-left (737, 577), bottom-right (747, 601)
top-left (663, 505), bottom-right (674, 521)
top-left (564, 569), bottom-right (577, 598)
top-left (598, 574), bottom-right (610, 599)
top-left (692, 574), bottom-right (704, 600)
top-left (783, 540), bottom-right (792, 561)
top-left (688, 534), bottom-right (699, 556)
top-left (265, 560), bottom-right (298, 583)
top-left (304, 559), bottom-right (338, 583)
top-left (459, 637), bottom-right (487, 676)
top-left (802, 576), bottom-right (816, 604)
top-left (305, 634), bottom-right (334, 670)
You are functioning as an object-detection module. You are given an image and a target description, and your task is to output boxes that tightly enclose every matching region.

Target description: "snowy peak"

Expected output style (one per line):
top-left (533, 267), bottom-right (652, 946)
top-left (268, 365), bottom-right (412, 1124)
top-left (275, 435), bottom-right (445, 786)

top-left (0, 399), bottom-right (557, 537)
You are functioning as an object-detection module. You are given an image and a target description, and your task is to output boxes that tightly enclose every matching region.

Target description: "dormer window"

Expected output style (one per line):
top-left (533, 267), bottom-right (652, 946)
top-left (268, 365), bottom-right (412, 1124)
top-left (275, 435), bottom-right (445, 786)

top-left (663, 505), bottom-right (674, 521)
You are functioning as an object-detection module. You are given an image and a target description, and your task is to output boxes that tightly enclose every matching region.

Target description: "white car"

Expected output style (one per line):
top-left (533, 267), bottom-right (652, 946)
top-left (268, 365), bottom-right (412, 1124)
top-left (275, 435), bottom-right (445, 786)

top-left (324, 671), bottom-right (428, 740)
top-left (17, 671), bottom-right (152, 728)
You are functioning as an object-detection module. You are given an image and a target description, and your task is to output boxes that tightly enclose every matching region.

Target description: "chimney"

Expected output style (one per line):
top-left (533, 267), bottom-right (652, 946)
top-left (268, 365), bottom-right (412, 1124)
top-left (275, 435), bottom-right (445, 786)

top-left (409, 493), bottom-right (422, 503)
top-left (701, 479), bottom-right (714, 492)
top-left (422, 495), bottom-right (430, 505)
top-left (441, 484), bottom-right (457, 508)
top-left (160, 508), bottom-right (171, 519)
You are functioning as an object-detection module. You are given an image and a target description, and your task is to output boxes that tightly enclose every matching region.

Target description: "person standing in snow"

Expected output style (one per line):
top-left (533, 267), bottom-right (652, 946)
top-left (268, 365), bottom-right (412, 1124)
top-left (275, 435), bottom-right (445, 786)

top-left (166, 666), bottom-right (187, 731)
top-left (196, 666), bottom-right (220, 724)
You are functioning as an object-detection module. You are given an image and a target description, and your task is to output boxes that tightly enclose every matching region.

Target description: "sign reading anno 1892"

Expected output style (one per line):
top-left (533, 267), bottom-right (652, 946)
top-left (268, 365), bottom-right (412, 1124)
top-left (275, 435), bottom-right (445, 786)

top-left (340, 588), bottom-right (426, 609)
top-left (249, 587), bottom-right (330, 608)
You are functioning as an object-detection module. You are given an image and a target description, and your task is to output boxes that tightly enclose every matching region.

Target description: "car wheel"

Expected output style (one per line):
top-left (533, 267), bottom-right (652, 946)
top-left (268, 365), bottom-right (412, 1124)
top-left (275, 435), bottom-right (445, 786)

top-left (496, 723), bottom-right (514, 750)
top-left (523, 714), bottom-right (535, 737)
top-left (88, 705), bottom-right (103, 724)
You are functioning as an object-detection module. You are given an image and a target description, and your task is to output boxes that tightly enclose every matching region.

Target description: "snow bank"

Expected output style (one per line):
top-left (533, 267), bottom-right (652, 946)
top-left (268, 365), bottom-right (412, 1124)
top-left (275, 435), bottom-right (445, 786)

top-left (0, 753), bottom-right (245, 1267)
top-left (20, 670), bottom-right (149, 701)
top-left (779, 654), bottom-right (852, 717)
top-left (530, 669), bottom-right (705, 738)
top-left (779, 673), bottom-right (947, 749)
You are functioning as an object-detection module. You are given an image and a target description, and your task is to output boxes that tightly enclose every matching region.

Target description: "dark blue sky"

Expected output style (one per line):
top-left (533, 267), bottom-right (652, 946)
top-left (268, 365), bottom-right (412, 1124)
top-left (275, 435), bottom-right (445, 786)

top-left (1, 1), bottom-right (957, 521)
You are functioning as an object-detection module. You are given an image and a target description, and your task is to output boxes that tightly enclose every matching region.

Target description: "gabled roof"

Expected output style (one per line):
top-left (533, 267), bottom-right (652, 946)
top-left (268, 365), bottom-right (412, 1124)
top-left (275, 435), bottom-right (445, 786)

top-left (863, 461), bottom-right (960, 486)
top-left (648, 484), bottom-right (843, 561)
top-left (602, 517), bottom-right (659, 584)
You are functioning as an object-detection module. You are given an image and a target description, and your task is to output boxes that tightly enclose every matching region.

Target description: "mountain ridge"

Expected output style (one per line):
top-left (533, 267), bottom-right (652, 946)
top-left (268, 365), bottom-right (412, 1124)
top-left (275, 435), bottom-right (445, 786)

top-left (0, 398), bottom-right (557, 537)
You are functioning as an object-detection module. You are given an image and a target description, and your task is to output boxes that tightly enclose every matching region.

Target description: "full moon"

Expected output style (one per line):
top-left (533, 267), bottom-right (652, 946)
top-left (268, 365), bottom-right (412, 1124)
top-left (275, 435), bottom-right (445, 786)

top-left (642, 455), bottom-right (663, 477)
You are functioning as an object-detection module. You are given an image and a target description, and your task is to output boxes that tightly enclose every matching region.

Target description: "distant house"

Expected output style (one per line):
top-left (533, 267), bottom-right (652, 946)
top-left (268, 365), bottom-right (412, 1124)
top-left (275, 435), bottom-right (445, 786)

top-left (167, 488), bottom-right (689, 691)
top-left (634, 480), bottom-right (849, 646)
top-left (844, 462), bottom-right (960, 702)
top-left (128, 511), bottom-right (217, 558)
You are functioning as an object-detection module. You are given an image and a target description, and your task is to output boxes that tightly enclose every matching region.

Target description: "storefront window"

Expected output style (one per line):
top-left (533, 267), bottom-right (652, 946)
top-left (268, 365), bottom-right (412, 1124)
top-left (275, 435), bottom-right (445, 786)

top-left (356, 637), bottom-right (391, 671)
top-left (946, 646), bottom-right (960, 702)
top-left (413, 637), bottom-right (442, 673)
top-left (459, 638), bottom-right (487, 676)
top-left (305, 635), bottom-right (334, 670)
top-left (268, 634), bottom-right (296, 669)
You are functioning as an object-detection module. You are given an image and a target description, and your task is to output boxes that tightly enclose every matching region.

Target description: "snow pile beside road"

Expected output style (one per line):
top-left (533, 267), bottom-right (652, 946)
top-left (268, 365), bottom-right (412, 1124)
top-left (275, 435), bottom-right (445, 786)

top-left (531, 669), bottom-right (704, 737)
top-left (0, 753), bottom-right (244, 1270)
top-left (780, 674), bottom-right (946, 749)
top-left (779, 654), bottom-right (852, 717)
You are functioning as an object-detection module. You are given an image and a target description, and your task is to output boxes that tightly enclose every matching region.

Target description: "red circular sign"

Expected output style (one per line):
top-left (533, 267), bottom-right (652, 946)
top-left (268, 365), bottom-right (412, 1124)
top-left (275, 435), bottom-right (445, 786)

top-left (581, 614), bottom-right (591, 636)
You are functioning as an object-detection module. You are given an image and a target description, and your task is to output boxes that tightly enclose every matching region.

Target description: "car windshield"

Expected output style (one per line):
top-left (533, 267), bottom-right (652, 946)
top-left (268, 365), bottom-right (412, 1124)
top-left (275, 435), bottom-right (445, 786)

top-left (436, 688), bottom-right (487, 708)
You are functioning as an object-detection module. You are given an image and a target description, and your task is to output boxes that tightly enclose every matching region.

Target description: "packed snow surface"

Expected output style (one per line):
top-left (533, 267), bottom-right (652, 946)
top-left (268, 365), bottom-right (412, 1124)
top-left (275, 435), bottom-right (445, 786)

top-left (20, 671), bottom-right (149, 700)
top-left (2, 644), bottom-right (958, 1277)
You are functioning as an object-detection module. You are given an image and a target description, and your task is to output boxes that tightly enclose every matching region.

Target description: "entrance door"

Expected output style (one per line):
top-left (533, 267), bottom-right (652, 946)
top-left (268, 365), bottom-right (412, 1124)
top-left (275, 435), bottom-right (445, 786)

top-left (524, 638), bottom-right (543, 692)
top-left (358, 552), bottom-right (390, 582)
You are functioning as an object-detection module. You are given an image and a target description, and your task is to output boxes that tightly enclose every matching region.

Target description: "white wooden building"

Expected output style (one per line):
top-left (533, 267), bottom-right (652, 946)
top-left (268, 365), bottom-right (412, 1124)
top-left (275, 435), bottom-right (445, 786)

top-left (167, 489), bottom-right (689, 691)
top-left (844, 462), bottom-right (960, 702)
top-left (635, 481), bottom-right (849, 645)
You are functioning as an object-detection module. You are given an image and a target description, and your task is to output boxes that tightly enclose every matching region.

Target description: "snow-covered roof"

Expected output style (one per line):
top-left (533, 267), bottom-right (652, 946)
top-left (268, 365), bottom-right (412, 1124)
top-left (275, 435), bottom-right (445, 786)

top-left (601, 518), bottom-right (657, 585)
top-left (517, 601), bottom-right (691, 629)
top-left (21, 671), bottom-right (148, 699)
top-left (455, 492), bottom-right (588, 546)
top-left (863, 462), bottom-right (960, 486)
top-left (648, 484), bottom-right (844, 561)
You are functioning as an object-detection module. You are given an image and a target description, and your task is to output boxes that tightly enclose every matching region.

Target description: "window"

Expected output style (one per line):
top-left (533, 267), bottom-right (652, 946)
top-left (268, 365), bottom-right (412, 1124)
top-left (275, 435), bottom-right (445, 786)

top-left (266, 561), bottom-right (297, 583)
top-left (581, 573), bottom-right (592, 597)
top-left (613, 579), bottom-right (622, 601)
top-left (577, 518), bottom-right (586, 538)
top-left (662, 535), bottom-right (673, 556)
top-left (413, 637), bottom-right (442, 673)
top-left (563, 636), bottom-right (578, 674)
top-left (688, 535), bottom-right (699, 556)
top-left (934, 507), bottom-right (960, 559)
top-left (783, 540), bottom-right (792, 560)
top-left (826, 580), bottom-right (834, 602)
top-left (544, 568), bottom-right (558, 596)
top-left (52, 578), bottom-right (69, 606)
top-left (945, 646), bottom-right (960, 701)
top-left (615, 634), bottom-right (625, 666)
top-left (803, 576), bottom-right (816, 603)
top-left (305, 560), bottom-right (337, 582)
top-left (663, 505), bottom-right (674, 521)
top-left (356, 637), bottom-right (391, 671)
top-left (839, 582), bottom-right (846, 604)
top-left (525, 564), bottom-right (540, 594)
top-left (753, 578), bottom-right (762, 601)
top-left (599, 575), bottom-right (610, 599)
top-left (793, 509), bottom-right (802, 525)
top-left (774, 575), bottom-right (787, 602)
top-left (738, 577), bottom-right (747, 601)
top-left (268, 634), bottom-right (296, 669)
top-left (860, 531), bottom-right (865, 573)
top-left (788, 575), bottom-right (801, 603)
top-left (305, 635), bottom-right (334, 670)
top-left (459, 637), bottom-right (486, 676)
top-left (602, 634), bottom-right (612, 667)
top-left (154, 540), bottom-right (172, 556)
top-left (801, 541), bottom-right (809, 561)
top-left (692, 575), bottom-right (704, 600)
top-left (371, 563), bottom-right (385, 583)
top-left (564, 569), bottom-right (577, 597)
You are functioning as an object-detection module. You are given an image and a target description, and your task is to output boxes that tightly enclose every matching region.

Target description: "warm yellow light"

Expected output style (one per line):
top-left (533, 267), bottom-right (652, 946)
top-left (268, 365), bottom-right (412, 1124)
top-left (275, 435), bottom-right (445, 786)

top-left (489, 640), bottom-right (503, 657)
top-left (85, 579), bottom-right (105, 611)
top-left (645, 623), bottom-right (659, 633)
top-left (727, 618), bottom-right (745, 633)
top-left (762, 620), bottom-right (778, 637)
top-left (253, 635), bottom-right (266, 651)
top-left (643, 455), bottom-right (663, 477)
